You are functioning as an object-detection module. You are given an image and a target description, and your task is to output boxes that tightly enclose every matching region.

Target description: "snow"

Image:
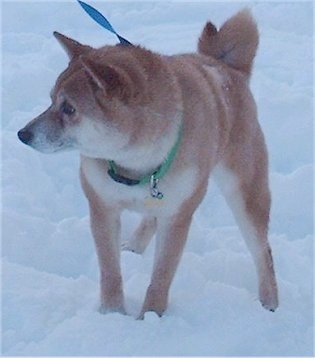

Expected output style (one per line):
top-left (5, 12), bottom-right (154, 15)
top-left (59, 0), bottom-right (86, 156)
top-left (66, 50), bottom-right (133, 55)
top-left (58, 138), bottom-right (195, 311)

top-left (1, 1), bottom-right (313, 356)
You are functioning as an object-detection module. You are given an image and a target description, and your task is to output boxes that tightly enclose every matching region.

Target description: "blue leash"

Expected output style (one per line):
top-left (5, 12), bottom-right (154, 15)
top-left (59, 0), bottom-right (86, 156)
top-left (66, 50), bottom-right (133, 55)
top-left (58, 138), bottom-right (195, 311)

top-left (77, 0), bottom-right (132, 46)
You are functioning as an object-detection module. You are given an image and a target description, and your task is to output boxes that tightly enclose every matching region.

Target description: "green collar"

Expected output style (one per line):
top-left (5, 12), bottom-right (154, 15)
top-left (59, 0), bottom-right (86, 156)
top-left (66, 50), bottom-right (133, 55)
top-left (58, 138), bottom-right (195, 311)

top-left (107, 123), bottom-right (183, 199)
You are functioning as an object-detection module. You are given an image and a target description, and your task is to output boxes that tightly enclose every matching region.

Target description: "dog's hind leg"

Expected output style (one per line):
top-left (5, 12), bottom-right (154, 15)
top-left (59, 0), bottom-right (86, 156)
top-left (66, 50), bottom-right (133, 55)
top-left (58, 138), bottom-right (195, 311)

top-left (122, 216), bottom-right (157, 254)
top-left (213, 162), bottom-right (278, 312)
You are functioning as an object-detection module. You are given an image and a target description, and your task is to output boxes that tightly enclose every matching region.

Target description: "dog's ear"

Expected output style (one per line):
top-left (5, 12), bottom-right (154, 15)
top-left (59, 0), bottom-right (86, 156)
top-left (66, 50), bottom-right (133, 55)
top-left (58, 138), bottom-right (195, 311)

top-left (54, 32), bottom-right (92, 60)
top-left (80, 56), bottom-right (133, 102)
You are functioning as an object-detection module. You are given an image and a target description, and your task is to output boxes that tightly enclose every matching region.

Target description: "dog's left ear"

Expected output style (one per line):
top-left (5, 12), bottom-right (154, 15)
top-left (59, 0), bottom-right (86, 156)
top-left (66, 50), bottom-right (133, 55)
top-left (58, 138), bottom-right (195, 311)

top-left (80, 56), bottom-right (134, 102)
top-left (54, 32), bottom-right (92, 60)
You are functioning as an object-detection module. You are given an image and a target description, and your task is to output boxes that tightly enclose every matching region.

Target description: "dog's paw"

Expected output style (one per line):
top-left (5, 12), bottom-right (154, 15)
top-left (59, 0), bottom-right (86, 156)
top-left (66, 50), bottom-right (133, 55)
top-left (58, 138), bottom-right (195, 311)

top-left (137, 310), bottom-right (162, 321)
top-left (262, 303), bottom-right (277, 312)
top-left (98, 303), bottom-right (126, 315)
top-left (259, 283), bottom-right (279, 312)
top-left (121, 240), bottom-right (144, 254)
top-left (261, 298), bottom-right (278, 312)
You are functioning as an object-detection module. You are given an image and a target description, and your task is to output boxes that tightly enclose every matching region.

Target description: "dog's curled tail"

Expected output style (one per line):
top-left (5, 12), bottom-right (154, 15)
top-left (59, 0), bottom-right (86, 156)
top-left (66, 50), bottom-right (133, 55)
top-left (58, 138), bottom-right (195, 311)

top-left (198, 9), bottom-right (259, 76)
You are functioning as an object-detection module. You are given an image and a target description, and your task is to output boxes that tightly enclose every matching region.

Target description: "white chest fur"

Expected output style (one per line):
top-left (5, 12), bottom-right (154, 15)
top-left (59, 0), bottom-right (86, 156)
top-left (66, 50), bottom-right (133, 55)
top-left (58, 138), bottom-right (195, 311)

top-left (81, 156), bottom-right (197, 217)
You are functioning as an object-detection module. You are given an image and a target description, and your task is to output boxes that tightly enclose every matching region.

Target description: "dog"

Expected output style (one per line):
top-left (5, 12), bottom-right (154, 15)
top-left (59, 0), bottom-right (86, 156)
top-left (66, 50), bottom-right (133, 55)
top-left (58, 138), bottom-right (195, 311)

top-left (17, 9), bottom-right (278, 318)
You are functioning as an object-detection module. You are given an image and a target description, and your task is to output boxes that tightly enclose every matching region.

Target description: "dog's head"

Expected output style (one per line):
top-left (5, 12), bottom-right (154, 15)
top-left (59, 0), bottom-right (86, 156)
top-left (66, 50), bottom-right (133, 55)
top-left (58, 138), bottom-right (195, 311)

top-left (17, 33), bottom-right (181, 160)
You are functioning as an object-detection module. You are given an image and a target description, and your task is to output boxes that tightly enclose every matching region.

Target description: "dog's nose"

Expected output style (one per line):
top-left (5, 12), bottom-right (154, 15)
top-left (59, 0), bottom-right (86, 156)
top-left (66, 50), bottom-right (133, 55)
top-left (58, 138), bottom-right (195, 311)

top-left (17, 129), bottom-right (33, 145)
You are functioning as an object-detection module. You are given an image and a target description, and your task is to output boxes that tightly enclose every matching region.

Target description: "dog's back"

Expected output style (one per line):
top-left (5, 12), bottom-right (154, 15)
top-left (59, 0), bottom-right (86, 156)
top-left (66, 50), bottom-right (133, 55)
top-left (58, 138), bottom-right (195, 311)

top-left (164, 10), bottom-right (260, 180)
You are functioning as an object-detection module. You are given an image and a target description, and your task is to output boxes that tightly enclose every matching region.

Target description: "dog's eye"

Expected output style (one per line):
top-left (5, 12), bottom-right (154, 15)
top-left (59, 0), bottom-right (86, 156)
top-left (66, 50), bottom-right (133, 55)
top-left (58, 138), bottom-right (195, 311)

top-left (60, 101), bottom-right (76, 116)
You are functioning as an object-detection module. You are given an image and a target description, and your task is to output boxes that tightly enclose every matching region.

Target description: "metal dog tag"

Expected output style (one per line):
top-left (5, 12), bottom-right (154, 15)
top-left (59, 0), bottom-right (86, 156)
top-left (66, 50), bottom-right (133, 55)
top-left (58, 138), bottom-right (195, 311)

top-left (150, 175), bottom-right (164, 199)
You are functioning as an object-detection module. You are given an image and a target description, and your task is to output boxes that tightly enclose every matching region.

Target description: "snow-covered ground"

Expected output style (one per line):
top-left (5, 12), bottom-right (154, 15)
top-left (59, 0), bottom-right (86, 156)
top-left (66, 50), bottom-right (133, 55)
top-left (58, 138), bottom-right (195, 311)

top-left (1, 1), bottom-right (313, 356)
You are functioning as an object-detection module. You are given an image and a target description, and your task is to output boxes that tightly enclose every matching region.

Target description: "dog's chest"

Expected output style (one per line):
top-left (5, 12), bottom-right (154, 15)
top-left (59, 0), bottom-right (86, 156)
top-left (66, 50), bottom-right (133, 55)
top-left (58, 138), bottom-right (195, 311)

top-left (81, 157), bottom-right (197, 216)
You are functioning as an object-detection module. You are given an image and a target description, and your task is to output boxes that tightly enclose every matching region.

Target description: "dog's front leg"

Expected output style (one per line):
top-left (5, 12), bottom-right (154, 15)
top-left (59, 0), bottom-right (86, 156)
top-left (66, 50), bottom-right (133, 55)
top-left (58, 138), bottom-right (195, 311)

top-left (139, 212), bottom-right (193, 319)
top-left (81, 172), bottom-right (125, 314)
top-left (89, 199), bottom-right (125, 314)
top-left (81, 163), bottom-right (125, 314)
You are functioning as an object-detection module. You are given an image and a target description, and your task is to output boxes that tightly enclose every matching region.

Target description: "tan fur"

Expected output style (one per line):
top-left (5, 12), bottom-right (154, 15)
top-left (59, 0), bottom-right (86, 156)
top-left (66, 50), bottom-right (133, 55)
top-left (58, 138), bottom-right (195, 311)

top-left (18, 10), bottom-right (278, 318)
top-left (198, 9), bottom-right (259, 75)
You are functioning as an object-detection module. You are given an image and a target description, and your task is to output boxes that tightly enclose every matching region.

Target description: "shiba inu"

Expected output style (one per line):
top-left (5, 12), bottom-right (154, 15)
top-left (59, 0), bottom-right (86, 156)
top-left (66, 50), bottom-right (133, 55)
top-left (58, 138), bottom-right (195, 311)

top-left (17, 9), bottom-right (278, 318)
